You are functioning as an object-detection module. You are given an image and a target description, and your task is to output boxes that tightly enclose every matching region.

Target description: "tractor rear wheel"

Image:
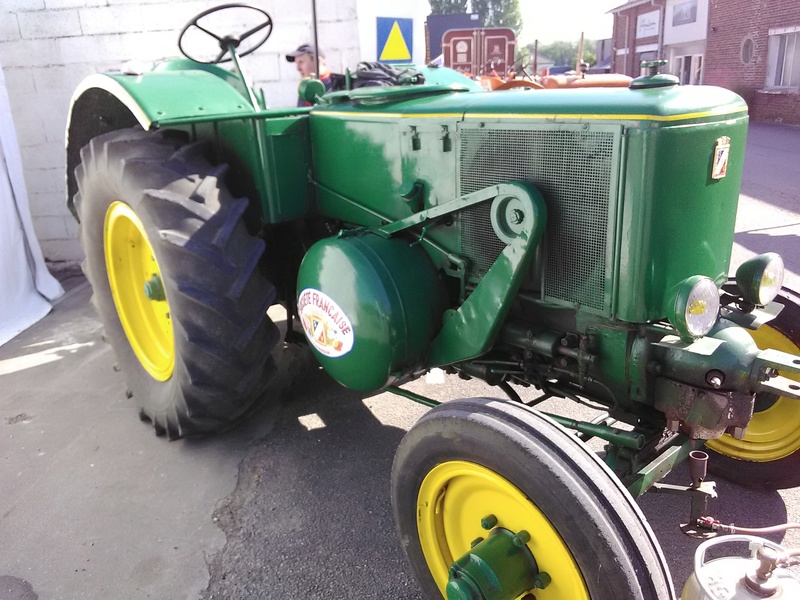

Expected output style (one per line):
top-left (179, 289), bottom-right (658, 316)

top-left (75, 127), bottom-right (279, 438)
top-left (706, 286), bottom-right (800, 489)
top-left (392, 398), bottom-right (675, 600)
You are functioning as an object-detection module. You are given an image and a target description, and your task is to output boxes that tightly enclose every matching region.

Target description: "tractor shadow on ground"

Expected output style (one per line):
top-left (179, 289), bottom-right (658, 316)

top-left (186, 315), bottom-right (426, 598)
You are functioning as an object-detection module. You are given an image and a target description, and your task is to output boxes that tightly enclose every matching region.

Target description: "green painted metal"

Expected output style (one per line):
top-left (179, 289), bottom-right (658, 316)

top-left (97, 68), bottom-right (258, 125)
top-left (296, 231), bottom-right (447, 391)
top-left (446, 527), bottom-right (542, 600)
top-left (143, 274), bottom-right (165, 302)
top-left (614, 116), bottom-right (748, 322)
top-left (70, 61), bottom-right (313, 224)
top-left (428, 184), bottom-right (547, 366)
top-left (625, 437), bottom-right (705, 498)
top-left (543, 413), bottom-right (645, 450)
top-left (458, 83), bottom-right (746, 126)
top-left (387, 386), bottom-right (440, 408)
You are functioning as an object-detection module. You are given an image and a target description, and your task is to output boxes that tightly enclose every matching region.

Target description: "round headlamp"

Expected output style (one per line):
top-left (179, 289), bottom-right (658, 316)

top-left (666, 276), bottom-right (720, 340)
top-left (735, 253), bottom-right (784, 305)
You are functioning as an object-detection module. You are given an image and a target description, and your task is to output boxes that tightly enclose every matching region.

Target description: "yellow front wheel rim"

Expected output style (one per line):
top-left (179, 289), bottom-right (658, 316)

top-left (104, 201), bottom-right (174, 381)
top-left (417, 460), bottom-right (588, 599)
top-left (706, 323), bottom-right (800, 461)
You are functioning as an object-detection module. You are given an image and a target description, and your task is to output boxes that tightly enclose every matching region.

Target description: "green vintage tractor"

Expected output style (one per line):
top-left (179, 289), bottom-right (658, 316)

top-left (66, 5), bottom-right (800, 599)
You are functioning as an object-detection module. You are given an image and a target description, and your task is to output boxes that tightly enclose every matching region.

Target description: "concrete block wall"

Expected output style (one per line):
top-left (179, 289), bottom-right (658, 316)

top-left (0, 0), bottom-right (360, 264)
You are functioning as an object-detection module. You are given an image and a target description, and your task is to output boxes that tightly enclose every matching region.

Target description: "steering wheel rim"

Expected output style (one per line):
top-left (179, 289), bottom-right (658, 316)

top-left (509, 54), bottom-right (532, 72)
top-left (178, 3), bottom-right (273, 65)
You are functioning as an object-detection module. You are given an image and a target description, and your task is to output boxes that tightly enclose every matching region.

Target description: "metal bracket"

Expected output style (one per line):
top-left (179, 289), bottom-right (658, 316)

top-left (426, 183), bottom-right (548, 366)
top-left (651, 450), bottom-right (718, 539)
top-left (751, 348), bottom-right (800, 399)
top-left (720, 301), bottom-right (783, 330)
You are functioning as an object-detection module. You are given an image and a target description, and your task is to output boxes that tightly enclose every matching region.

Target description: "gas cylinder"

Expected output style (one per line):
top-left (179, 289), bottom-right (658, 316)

top-left (682, 535), bottom-right (800, 599)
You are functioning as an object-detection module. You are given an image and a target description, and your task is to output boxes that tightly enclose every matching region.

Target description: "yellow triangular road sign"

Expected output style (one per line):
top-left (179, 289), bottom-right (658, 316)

top-left (380, 20), bottom-right (411, 61)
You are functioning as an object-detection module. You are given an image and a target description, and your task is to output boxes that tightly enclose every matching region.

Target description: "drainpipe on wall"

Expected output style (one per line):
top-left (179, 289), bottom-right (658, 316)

top-left (622, 13), bottom-right (630, 76)
top-left (653, 0), bottom-right (664, 61)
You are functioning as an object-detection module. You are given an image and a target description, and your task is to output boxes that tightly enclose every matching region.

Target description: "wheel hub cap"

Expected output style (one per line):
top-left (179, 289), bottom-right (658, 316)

top-left (446, 522), bottom-right (548, 600)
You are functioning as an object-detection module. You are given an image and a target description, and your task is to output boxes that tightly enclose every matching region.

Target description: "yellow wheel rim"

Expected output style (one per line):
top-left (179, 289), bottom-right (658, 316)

top-left (417, 460), bottom-right (589, 599)
top-left (706, 322), bottom-right (800, 461)
top-left (104, 201), bottom-right (174, 381)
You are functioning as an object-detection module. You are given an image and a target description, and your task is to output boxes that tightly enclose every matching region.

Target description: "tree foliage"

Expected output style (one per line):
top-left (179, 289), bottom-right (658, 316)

top-left (429, 1), bottom-right (523, 35)
top-left (429, 1), bottom-right (469, 14)
top-left (534, 40), bottom-right (597, 67)
top-left (471, 0), bottom-right (523, 34)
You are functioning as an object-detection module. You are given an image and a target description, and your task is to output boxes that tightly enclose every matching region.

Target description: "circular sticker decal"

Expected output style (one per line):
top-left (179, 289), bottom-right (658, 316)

top-left (297, 288), bottom-right (354, 358)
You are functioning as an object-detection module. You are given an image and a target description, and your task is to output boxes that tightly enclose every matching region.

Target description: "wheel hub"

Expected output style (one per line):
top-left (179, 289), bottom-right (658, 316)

top-left (446, 516), bottom-right (549, 600)
top-left (144, 274), bottom-right (166, 301)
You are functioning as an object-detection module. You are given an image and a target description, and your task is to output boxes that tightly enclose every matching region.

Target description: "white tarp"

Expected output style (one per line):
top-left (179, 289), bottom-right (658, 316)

top-left (0, 59), bottom-right (64, 346)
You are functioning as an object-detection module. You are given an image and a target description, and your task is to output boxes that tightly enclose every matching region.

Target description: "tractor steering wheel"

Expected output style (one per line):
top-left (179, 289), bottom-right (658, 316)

top-left (178, 3), bottom-right (273, 65)
top-left (508, 54), bottom-right (533, 79)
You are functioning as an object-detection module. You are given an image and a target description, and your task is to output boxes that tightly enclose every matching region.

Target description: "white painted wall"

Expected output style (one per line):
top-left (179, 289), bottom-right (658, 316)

top-left (663, 0), bottom-right (708, 45)
top-left (0, 0), bottom-right (365, 264)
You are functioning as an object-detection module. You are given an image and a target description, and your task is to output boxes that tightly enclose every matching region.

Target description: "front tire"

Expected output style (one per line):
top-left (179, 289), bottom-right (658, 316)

top-left (75, 127), bottom-right (279, 438)
top-left (707, 286), bottom-right (800, 489)
top-left (392, 398), bottom-right (675, 599)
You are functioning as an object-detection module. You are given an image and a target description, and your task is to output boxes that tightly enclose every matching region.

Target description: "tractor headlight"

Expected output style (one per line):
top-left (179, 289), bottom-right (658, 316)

top-left (735, 253), bottom-right (785, 305)
top-left (666, 276), bottom-right (720, 340)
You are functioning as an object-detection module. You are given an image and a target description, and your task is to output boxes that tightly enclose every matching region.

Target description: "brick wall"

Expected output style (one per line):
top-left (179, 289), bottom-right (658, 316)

top-left (0, 0), bottom-right (360, 263)
top-left (705, 0), bottom-right (800, 124)
top-left (752, 91), bottom-right (800, 125)
top-left (612, 1), bottom-right (665, 77)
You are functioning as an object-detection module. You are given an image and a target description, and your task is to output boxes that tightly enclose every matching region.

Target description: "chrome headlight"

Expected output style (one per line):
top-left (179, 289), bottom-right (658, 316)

top-left (735, 253), bottom-right (785, 305)
top-left (667, 276), bottom-right (720, 339)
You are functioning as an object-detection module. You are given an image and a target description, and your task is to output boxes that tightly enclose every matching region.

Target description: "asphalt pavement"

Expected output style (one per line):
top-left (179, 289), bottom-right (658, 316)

top-left (1, 122), bottom-right (799, 599)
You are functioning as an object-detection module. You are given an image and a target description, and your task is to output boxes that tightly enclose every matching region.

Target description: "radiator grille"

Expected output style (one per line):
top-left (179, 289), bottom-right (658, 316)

top-left (459, 127), bottom-right (616, 312)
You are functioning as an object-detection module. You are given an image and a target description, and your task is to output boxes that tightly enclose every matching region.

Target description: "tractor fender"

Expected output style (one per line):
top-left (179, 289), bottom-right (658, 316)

top-left (65, 63), bottom-right (262, 220)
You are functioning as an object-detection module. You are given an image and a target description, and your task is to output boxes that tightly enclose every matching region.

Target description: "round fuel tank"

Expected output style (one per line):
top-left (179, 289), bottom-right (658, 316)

top-left (297, 231), bottom-right (447, 391)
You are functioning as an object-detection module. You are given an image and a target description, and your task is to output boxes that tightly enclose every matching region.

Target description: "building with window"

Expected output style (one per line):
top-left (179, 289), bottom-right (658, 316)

top-left (610, 0), bottom-right (799, 124)
top-left (704, 0), bottom-right (800, 125)
top-left (610, 0), bottom-right (665, 78)
top-left (610, 0), bottom-right (709, 83)
top-left (663, 0), bottom-right (708, 85)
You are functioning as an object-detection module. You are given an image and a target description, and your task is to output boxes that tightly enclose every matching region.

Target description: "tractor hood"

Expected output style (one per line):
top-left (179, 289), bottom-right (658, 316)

top-left (315, 82), bottom-right (747, 129)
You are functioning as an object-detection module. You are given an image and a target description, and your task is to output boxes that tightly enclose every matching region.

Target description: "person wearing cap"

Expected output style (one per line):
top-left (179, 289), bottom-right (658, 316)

top-left (286, 43), bottom-right (333, 106)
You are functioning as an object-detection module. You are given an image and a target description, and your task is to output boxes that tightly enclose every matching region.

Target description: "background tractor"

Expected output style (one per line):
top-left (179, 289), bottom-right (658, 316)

top-left (66, 5), bottom-right (800, 599)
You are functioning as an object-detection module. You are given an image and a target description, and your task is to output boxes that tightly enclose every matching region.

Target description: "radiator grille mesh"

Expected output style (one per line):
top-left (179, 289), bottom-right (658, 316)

top-left (459, 127), bottom-right (615, 311)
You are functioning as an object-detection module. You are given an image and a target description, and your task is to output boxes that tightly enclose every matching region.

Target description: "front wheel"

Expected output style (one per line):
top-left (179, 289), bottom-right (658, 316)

top-left (392, 398), bottom-right (675, 599)
top-left (706, 286), bottom-right (800, 489)
top-left (75, 127), bottom-right (279, 439)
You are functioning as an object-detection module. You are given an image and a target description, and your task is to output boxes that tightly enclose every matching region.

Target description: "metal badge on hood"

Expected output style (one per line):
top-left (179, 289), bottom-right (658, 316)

top-left (712, 136), bottom-right (730, 180)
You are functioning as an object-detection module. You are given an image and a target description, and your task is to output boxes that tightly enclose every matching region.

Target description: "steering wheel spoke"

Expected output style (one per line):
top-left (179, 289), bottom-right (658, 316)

top-left (241, 19), bottom-right (271, 40)
top-left (192, 22), bottom-right (223, 42)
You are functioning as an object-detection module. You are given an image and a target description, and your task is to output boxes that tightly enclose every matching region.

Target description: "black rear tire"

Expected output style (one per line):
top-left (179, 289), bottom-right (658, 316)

top-left (75, 127), bottom-right (279, 438)
top-left (392, 398), bottom-right (675, 599)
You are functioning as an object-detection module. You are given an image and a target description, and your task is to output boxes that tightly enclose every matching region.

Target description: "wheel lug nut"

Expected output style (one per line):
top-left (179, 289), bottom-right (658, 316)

top-left (533, 571), bottom-right (551, 589)
top-left (480, 514), bottom-right (498, 530)
top-left (512, 530), bottom-right (530, 547)
top-left (470, 537), bottom-right (484, 548)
